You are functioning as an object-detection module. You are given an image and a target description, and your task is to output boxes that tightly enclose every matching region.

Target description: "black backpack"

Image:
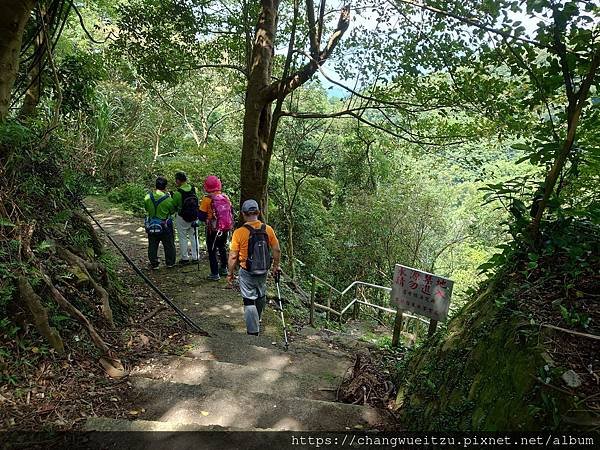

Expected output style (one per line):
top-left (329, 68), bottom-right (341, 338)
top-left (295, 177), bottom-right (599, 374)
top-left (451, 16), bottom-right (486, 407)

top-left (244, 223), bottom-right (272, 276)
top-left (179, 186), bottom-right (199, 222)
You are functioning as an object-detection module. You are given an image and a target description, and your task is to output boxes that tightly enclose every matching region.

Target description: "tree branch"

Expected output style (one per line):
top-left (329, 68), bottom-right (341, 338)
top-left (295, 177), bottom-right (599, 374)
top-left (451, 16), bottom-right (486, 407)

top-left (316, 0), bottom-right (326, 48)
top-left (264, 5), bottom-right (350, 102)
top-left (305, 0), bottom-right (319, 57)
top-left (291, 49), bottom-right (452, 112)
top-left (389, 0), bottom-right (549, 49)
top-left (280, 107), bottom-right (365, 119)
top-left (178, 64), bottom-right (248, 77)
top-left (530, 49), bottom-right (600, 239)
top-left (65, 0), bottom-right (115, 44)
top-left (504, 39), bottom-right (559, 142)
top-left (281, 108), bottom-right (465, 146)
top-left (551, 3), bottom-right (574, 103)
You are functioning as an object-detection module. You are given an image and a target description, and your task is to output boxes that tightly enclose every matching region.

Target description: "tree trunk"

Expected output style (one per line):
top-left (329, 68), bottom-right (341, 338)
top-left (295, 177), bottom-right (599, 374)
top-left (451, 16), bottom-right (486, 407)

top-left (19, 3), bottom-right (52, 119)
top-left (286, 217), bottom-right (295, 279)
top-left (239, 4), bottom-right (350, 211)
top-left (19, 56), bottom-right (41, 118)
top-left (239, 0), bottom-right (279, 210)
top-left (241, 100), bottom-right (273, 209)
top-left (153, 119), bottom-right (163, 162)
top-left (0, 0), bottom-right (36, 121)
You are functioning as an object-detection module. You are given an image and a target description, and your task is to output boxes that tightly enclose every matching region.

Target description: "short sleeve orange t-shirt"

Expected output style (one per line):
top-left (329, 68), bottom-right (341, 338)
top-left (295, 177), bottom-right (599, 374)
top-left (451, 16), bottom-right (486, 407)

top-left (230, 220), bottom-right (279, 269)
top-left (199, 192), bottom-right (220, 221)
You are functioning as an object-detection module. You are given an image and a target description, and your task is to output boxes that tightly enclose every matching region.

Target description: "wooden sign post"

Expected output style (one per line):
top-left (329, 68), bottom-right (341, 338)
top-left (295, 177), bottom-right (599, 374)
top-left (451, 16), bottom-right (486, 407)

top-left (391, 308), bottom-right (404, 347)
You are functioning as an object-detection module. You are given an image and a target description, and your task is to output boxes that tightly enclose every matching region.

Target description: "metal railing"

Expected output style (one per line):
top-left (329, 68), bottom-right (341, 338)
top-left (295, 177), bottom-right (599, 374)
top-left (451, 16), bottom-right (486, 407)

top-left (308, 273), bottom-right (430, 346)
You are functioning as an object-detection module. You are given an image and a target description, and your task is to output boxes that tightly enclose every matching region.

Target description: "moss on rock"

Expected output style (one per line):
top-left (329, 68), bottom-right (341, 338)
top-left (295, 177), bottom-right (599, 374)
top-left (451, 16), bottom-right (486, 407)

top-left (396, 276), bottom-right (588, 431)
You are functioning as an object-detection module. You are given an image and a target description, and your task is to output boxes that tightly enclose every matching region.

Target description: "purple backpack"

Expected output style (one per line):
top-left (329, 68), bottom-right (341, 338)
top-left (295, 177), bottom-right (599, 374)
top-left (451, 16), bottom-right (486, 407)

top-left (210, 194), bottom-right (234, 232)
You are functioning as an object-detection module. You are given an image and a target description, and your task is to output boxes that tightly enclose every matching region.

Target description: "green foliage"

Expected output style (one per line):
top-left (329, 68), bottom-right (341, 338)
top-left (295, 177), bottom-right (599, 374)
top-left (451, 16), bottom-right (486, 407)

top-left (558, 305), bottom-right (590, 329)
top-left (156, 140), bottom-right (242, 202)
top-left (1, 121), bottom-right (71, 215)
top-left (107, 182), bottom-right (147, 215)
top-left (57, 50), bottom-right (106, 114)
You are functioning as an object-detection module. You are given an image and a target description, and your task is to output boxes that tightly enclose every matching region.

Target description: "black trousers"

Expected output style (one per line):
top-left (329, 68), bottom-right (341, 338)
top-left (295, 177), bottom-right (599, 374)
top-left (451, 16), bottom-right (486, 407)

top-left (148, 230), bottom-right (176, 267)
top-left (206, 229), bottom-right (228, 275)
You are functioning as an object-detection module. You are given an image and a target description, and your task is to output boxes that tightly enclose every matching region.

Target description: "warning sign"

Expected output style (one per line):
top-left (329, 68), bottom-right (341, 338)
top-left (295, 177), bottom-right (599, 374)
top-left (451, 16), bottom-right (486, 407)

top-left (390, 264), bottom-right (454, 322)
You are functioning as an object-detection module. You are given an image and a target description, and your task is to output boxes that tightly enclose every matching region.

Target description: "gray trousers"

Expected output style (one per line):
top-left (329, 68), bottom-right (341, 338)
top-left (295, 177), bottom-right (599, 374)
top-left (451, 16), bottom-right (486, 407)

top-left (239, 268), bottom-right (267, 334)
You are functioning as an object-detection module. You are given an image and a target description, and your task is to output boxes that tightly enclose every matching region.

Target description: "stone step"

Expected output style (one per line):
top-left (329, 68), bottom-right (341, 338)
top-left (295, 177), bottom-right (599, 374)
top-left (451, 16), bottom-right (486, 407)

top-left (131, 357), bottom-right (337, 401)
top-left (84, 417), bottom-right (279, 450)
top-left (85, 416), bottom-right (267, 431)
top-left (127, 377), bottom-right (389, 431)
top-left (185, 330), bottom-right (353, 379)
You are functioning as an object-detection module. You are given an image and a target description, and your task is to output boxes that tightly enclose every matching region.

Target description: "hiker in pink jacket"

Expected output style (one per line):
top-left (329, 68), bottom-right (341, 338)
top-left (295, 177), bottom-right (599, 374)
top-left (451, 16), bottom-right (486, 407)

top-left (198, 176), bottom-right (234, 281)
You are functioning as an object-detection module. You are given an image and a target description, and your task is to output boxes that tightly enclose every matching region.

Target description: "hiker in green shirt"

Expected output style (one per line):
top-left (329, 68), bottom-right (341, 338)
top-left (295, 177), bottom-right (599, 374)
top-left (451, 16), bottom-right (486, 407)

top-left (171, 172), bottom-right (199, 265)
top-left (144, 177), bottom-right (176, 269)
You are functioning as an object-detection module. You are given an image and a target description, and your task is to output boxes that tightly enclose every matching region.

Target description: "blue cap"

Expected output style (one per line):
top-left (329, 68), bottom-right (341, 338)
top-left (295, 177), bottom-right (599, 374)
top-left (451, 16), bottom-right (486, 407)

top-left (242, 199), bottom-right (260, 213)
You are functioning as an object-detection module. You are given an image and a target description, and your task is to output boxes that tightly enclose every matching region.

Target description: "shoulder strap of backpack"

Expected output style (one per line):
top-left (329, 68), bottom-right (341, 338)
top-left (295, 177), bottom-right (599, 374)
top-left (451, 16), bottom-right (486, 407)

top-left (259, 223), bottom-right (271, 246)
top-left (150, 192), bottom-right (169, 217)
top-left (180, 186), bottom-right (197, 199)
top-left (244, 223), bottom-right (267, 236)
top-left (155, 194), bottom-right (169, 206)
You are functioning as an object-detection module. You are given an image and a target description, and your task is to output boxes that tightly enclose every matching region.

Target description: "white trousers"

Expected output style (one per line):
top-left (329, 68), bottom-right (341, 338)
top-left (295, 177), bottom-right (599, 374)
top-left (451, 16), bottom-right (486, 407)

top-left (175, 215), bottom-right (198, 260)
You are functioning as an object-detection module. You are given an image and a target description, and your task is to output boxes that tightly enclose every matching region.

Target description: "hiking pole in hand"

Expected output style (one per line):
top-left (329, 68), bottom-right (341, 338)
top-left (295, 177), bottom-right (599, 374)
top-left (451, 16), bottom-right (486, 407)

top-left (192, 220), bottom-right (200, 272)
top-left (274, 270), bottom-right (289, 351)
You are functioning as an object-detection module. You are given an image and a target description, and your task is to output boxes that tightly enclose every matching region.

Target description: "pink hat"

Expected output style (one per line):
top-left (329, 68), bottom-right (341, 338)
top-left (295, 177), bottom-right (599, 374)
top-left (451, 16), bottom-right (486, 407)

top-left (203, 175), bottom-right (222, 192)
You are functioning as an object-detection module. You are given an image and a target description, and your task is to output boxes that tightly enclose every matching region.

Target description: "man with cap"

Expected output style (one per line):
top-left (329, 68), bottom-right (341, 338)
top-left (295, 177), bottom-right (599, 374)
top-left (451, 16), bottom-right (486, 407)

top-left (227, 199), bottom-right (281, 335)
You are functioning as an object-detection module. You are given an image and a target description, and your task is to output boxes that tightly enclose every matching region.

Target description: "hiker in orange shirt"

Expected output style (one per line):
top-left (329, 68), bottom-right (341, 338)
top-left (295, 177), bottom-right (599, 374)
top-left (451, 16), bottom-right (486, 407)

top-left (227, 199), bottom-right (281, 335)
top-left (198, 176), bottom-right (234, 280)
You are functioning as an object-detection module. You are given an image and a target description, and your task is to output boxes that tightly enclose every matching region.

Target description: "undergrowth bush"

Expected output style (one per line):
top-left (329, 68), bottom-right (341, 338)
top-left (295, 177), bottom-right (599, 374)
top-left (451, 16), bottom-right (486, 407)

top-left (107, 182), bottom-right (147, 215)
top-left (1, 119), bottom-right (129, 362)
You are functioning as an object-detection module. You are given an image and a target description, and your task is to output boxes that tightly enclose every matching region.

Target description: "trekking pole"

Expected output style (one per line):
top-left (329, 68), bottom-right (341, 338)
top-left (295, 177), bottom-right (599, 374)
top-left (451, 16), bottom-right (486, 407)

top-left (275, 271), bottom-right (289, 350)
top-left (192, 221), bottom-right (200, 272)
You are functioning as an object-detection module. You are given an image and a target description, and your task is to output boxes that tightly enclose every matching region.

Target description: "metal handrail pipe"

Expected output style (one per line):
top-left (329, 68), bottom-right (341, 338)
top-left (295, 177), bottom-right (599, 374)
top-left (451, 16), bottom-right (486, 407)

top-left (340, 281), bottom-right (392, 296)
top-left (354, 301), bottom-right (430, 325)
top-left (403, 313), bottom-right (430, 325)
top-left (310, 276), bottom-right (391, 297)
top-left (314, 302), bottom-right (341, 316)
top-left (356, 300), bottom-right (396, 314)
top-left (340, 298), bottom-right (357, 316)
top-left (310, 274), bottom-right (343, 294)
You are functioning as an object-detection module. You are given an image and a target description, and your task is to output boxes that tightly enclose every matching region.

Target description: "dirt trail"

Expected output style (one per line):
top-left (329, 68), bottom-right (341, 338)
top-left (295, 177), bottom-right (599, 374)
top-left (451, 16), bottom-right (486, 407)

top-left (83, 197), bottom-right (393, 431)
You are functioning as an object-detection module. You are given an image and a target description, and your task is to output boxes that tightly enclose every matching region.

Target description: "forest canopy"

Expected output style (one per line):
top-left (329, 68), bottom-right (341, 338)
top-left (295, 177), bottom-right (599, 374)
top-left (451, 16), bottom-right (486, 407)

top-left (0, 0), bottom-right (597, 315)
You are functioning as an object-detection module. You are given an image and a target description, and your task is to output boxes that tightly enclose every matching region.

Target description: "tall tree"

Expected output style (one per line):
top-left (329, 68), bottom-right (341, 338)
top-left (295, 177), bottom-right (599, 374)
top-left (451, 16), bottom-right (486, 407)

top-left (0, 0), bottom-right (36, 121)
top-left (115, 0), bottom-right (350, 210)
top-left (239, 0), bottom-right (349, 209)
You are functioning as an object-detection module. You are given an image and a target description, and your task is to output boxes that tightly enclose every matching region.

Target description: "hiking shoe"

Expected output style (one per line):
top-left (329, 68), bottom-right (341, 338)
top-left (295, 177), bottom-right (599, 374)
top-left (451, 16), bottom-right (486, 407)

top-left (178, 259), bottom-right (190, 266)
top-left (206, 274), bottom-right (220, 281)
top-left (219, 268), bottom-right (228, 276)
top-left (166, 263), bottom-right (176, 268)
top-left (150, 264), bottom-right (160, 270)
